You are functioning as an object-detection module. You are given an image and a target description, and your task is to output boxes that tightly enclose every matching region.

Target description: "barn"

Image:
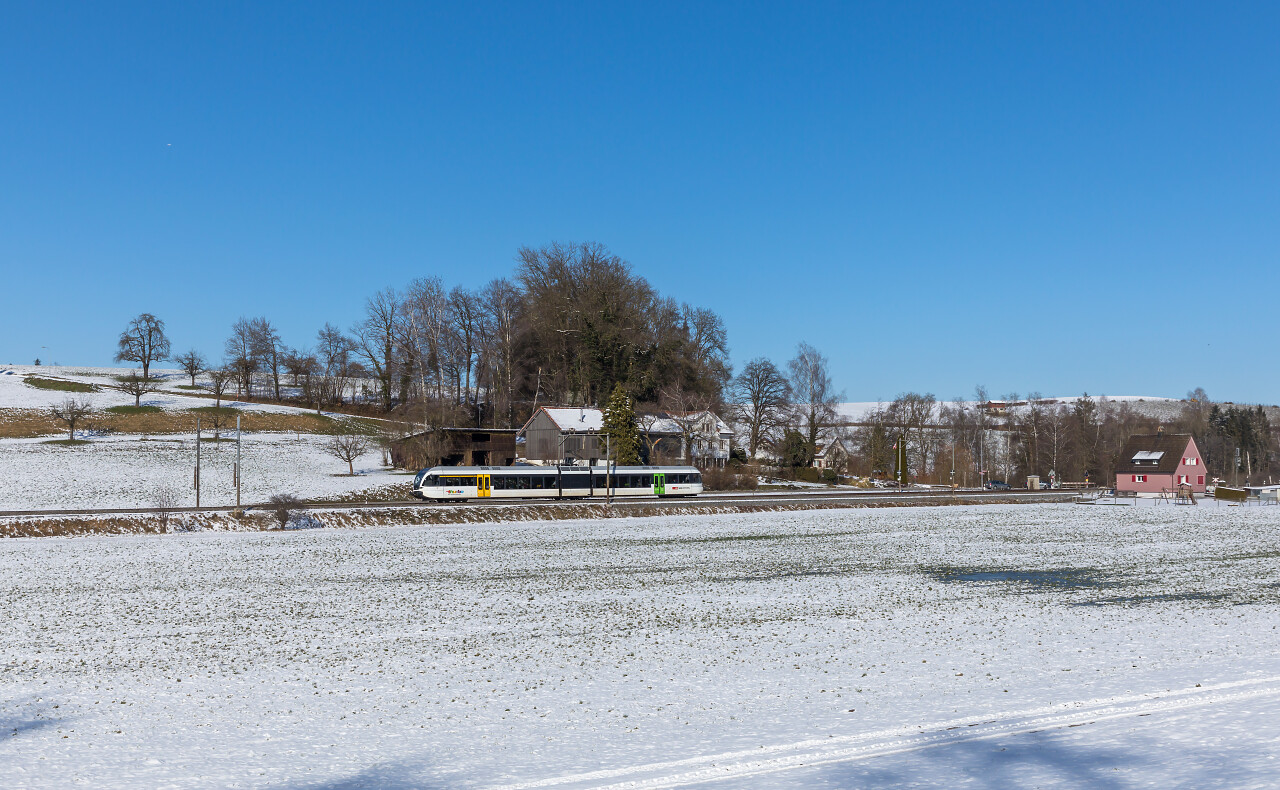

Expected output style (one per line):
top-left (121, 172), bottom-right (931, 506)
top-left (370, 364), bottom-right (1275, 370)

top-left (1114, 433), bottom-right (1207, 494)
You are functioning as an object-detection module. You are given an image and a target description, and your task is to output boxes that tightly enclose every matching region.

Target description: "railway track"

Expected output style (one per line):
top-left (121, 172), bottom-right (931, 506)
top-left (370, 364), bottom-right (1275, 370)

top-left (0, 488), bottom-right (1086, 519)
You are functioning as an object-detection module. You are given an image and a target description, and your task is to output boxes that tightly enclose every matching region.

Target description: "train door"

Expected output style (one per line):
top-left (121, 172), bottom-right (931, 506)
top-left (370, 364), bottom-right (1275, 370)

top-left (654, 473), bottom-right (665, 496)
top-left (478, 474), bottom-right (491, 497)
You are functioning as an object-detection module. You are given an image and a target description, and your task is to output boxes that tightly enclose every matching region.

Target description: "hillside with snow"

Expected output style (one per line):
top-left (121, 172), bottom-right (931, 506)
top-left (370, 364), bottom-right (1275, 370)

top-left (0, 365), bottom-right (406, 510)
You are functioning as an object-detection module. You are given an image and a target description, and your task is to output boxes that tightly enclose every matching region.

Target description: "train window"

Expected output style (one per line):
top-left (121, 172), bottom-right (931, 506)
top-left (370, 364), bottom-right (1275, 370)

top-left (531, 476), bottom-right (545, 490)
top-left (492, 476), bottom-right (508, 490)
top-left (691, 472), bottom-right (702, 485)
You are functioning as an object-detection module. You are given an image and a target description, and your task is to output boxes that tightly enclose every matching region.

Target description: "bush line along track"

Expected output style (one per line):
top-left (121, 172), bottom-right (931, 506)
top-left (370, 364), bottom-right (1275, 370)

top-left (0, 489), bottom-right (1085, 519)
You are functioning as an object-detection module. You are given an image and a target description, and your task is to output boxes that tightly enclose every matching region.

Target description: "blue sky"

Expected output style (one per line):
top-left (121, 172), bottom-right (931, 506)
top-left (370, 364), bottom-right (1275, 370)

top-left (3, 2), bottom-right (1277, 404)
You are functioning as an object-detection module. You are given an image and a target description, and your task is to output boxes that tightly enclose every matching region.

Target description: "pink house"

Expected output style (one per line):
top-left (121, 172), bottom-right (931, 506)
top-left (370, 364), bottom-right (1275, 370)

top-left (1114, 434), bottom-right (1207, 494)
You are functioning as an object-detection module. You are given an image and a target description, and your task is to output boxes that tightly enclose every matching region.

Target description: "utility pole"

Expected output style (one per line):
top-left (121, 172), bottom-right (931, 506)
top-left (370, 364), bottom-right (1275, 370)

top-left (605, 434), bottom-right (612, 506)
top-left (195, 418), bottom-right (201, 508)
top-left (235, 415), bottom-right (242, 508)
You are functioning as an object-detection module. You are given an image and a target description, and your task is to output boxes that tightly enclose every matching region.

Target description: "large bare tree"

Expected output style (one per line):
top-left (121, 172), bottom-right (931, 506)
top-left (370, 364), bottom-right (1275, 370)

top-left (248, 317), bottom-right (284, 400)
top-left (352, 289), bottom-right (402, 411)
top-left (889, 392), bottom-right (937, 479)
top-left (448, 286), bottom-right (482, 410)
top-left (115, 313), bottom-right (170, 380)
top-left (225, 318), bottom-right (257, 397)
top-left (786, 342), bottom-right (841, 461)
top-left (316, 323), bottom-right (356, 406)
top-left (479, 278), bottom-right (524, 428)
top-left (731, 357), bottom-right (790, 459)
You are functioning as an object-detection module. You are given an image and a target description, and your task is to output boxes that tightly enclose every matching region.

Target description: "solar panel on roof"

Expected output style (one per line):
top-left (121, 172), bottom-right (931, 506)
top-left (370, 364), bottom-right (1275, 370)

top-left (1132, 450), bottom-right (1165, 461)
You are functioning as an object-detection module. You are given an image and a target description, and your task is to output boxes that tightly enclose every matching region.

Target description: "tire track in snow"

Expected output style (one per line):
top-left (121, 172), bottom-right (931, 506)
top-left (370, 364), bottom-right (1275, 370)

top-left (492, 676), bottom-right (1280, 790)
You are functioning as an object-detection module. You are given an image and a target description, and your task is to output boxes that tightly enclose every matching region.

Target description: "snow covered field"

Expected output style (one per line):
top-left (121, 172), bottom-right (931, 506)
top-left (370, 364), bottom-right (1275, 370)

top-left (0, 365), bottom-right (402, 510)
top-left (0, 365), bottom-right (349, 417)
top-left (4, 503), bottom-right (1279, 788)
top-left (0, 433), bottom-right (404, 510)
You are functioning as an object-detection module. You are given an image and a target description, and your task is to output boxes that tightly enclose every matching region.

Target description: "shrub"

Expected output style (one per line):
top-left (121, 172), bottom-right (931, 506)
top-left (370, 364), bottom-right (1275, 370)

top-left (267, 493), bottom-right (303, 529)
top-left (701, 467), bottom-right (759, 491)
top-left (791, 467), bottom-right (822, 484)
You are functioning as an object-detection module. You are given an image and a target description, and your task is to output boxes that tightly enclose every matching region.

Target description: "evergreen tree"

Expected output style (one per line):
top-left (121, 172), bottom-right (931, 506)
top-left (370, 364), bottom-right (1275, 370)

top-left (602, 383), bottom-right (642, 465)
top-left (777, 428), bottom-right (812, 469)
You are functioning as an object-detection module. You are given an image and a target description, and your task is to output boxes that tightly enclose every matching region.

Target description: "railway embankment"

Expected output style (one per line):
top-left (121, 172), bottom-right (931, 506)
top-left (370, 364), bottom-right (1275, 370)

top-left (0, 490), bottom-right (1081, 538)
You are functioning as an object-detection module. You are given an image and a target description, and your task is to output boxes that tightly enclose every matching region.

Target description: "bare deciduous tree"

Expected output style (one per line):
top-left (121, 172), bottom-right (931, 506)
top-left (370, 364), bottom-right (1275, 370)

top-left (889, 392), bottom-right (937, 479)
top-left (353, 289), bottom-right (401, 412)
top-left (479, 278), bottom-right (523, 428)
top-left (208, 366), bottom-right (233, 408)
top-left (153, 486), bottom-right (180, 531)
top-left (787, 342), bottom-right (842, 462)
top-left (49, 397), bottom-right (93, 441)
top-left (731, 357), bottom-right (791, 459)
top-left (326, 432), bottom-right (370, 475)
top-left (225, 318), bottom-right (258, 398)
top-left (175, 350), bottom-right (207, 386)
top-left (316, 323), bottom-right (356, 407)
top-left (115, 313), bottom-right (170, 380)
top-left (117, 372), bottom-right (159, 407)
top-left (448, 286), bottom-right (482, 409)
top-left (249, 317), bottom-right (284, 400)
top-left (659, 382), bottom-right (715, 465)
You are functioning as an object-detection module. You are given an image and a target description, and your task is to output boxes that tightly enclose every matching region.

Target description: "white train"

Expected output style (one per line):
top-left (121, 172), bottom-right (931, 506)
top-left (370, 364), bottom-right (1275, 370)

top-left (412, 465), bottom-right (704, 502)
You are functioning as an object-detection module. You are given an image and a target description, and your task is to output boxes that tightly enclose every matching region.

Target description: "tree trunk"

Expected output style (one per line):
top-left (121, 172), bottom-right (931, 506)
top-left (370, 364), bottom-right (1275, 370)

top-left (348, 458), bottom-right (354, 476)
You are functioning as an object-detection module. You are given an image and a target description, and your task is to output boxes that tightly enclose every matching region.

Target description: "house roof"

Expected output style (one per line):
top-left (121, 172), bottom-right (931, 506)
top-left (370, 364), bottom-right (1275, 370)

top-left (815, 438), bottom-right (850, 458)
top-left (1114, 434), bottom-right (1195, 475)
top-left (524, 406), bottom-right (733, 438)
top-left (640, 410), bottom-right (733, 437)
top-left (538, 407), bottom-right (604, 432)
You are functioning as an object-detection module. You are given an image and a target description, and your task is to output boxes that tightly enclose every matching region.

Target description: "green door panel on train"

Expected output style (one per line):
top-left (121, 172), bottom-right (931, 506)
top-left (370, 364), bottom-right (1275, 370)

top-left (654, 473), bottom-right (665, 496)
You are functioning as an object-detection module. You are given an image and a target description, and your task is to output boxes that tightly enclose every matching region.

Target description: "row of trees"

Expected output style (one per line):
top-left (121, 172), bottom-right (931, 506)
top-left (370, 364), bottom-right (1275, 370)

top-left (843, 387), bottom-right (1277, 487)
top-left (114, 242), bottom-right (734, 430)
top-left (727, 343), bottom-right (843, 465)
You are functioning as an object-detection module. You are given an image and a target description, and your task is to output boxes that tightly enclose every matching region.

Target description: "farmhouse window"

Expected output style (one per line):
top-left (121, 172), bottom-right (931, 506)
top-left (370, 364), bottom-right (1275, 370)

top-left (1197, 475), bottom-right (1205, 485)
top-left (1133, 474), bottom-right (1147, 483)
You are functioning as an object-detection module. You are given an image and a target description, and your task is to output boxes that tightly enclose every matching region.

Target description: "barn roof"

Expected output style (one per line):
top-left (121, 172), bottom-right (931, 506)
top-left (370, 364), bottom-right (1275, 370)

top-left (1114, 434), bottom-right (1194, 475)
top-left (537, 407), bottom-right (604, 432)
